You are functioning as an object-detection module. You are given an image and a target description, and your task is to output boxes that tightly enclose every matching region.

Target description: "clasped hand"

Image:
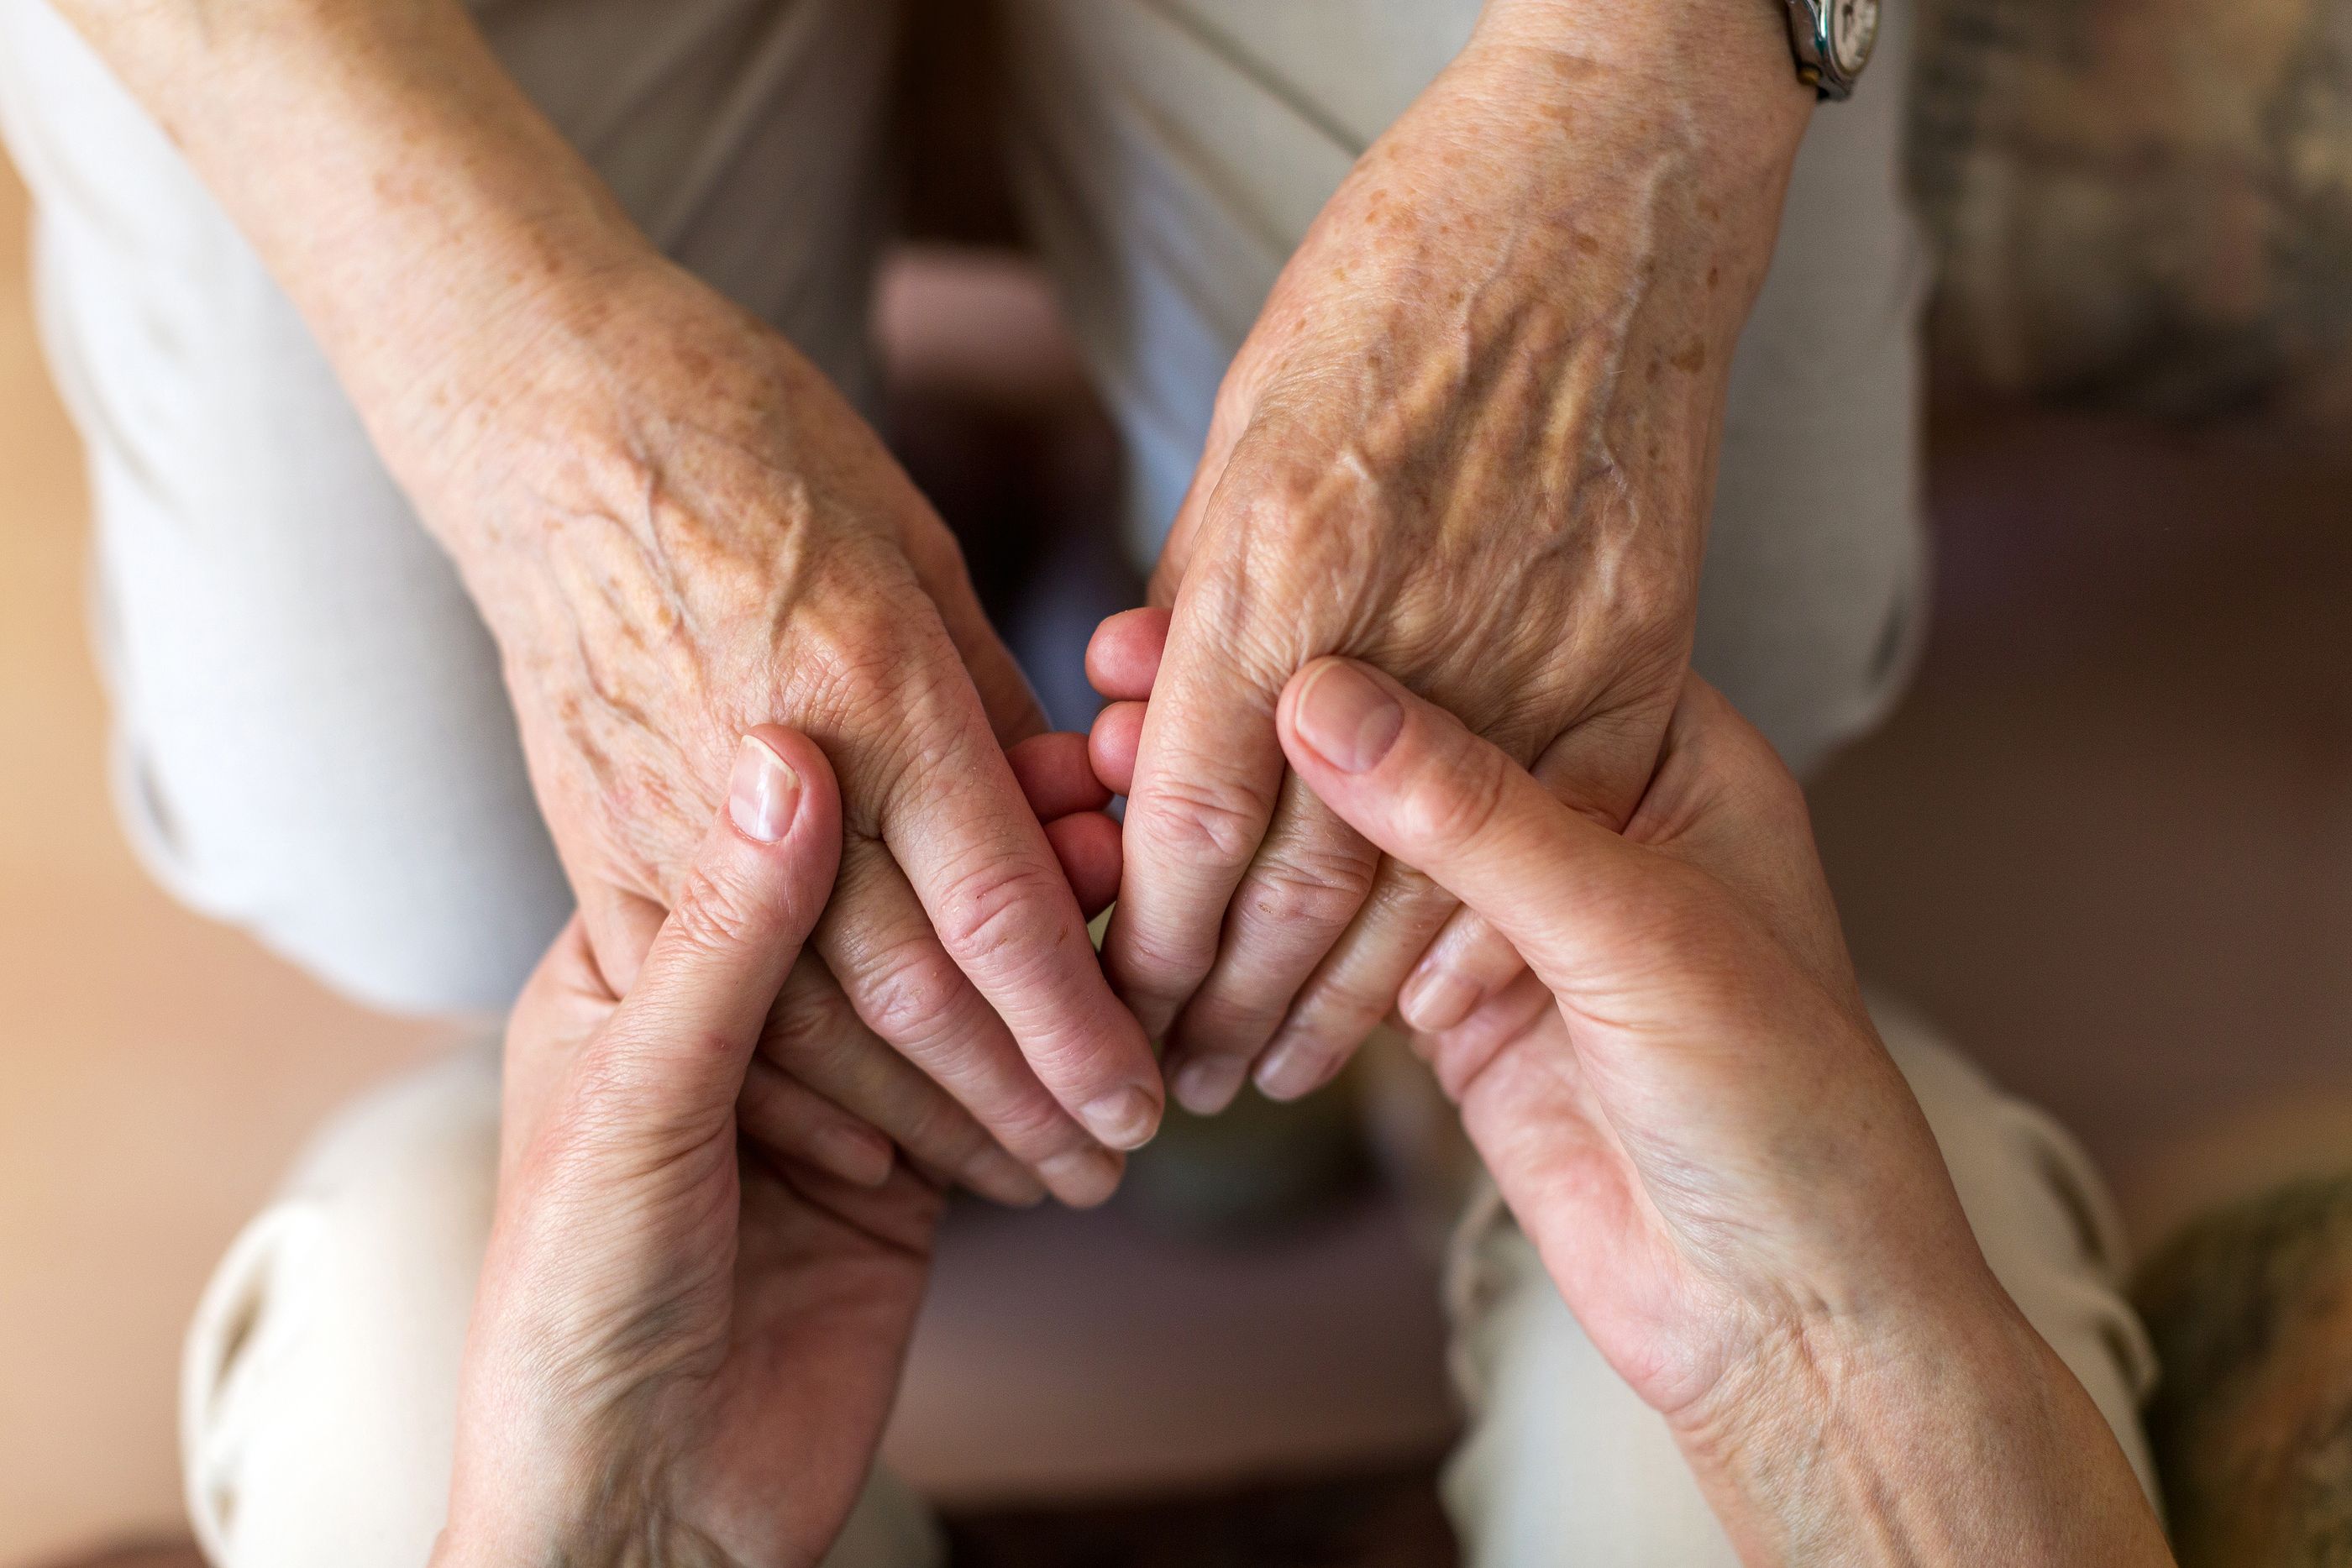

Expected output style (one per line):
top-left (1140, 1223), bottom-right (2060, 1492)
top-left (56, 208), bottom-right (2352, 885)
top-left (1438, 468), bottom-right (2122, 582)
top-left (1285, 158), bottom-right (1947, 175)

top-left (436, 627), bottom-right (2169, 1565)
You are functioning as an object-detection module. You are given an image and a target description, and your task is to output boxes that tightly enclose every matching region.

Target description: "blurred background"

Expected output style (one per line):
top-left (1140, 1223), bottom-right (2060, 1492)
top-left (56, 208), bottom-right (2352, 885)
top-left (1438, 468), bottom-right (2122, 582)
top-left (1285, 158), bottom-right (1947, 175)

top-left (6, 1), bottom-right (2352, 1564)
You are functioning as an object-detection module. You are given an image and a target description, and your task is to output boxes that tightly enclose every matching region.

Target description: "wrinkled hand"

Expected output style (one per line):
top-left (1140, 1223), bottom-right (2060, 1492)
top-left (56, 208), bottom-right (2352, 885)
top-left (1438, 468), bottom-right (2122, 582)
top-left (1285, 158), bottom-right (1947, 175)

top-left (438, 729), bottom-right (933, 1567)
top-left (439, 260), bottom-right (1160, 1205)
top-left (1105, 0), bottom-right (1813, 1115)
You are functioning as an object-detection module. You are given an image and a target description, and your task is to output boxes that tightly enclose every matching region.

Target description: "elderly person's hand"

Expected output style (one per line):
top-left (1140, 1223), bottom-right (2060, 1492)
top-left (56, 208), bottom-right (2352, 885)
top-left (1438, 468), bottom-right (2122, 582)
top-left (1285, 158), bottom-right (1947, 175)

top-left (433, 728), bottom-right (932, 1565)
top-left (1093, 633), bottom-right (2172, 1561)
top-left (50, 0), bottom-right (1161, 1212)
top-left (1102, 0), bottom-right (1819, 1114)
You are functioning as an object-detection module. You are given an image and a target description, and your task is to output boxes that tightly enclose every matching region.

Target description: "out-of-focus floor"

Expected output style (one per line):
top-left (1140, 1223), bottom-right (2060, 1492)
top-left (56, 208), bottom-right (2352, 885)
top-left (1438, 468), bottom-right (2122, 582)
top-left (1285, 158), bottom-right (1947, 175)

top-left (6, 147), bottom-right (2352, 1567)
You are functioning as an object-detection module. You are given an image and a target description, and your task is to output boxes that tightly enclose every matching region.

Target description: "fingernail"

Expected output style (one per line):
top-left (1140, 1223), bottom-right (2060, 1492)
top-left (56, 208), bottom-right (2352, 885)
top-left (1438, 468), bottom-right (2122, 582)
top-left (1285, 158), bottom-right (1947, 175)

top-left (1400, 969), bottom-right (1480, 1033)
top-left (1293, 661), bottom-right (1402, 774)
top-left (967, 1145), bottom-right (1048, 1209)
top-left (1254, 1035), bottom-right (1333, 1102)
top-left (728, 734), bottom-right (801, 843)
top-left (1173, 1055), bottom-right (1247, 1116)
top-left (812, 1125), bottom-right (894, 1188)
top-left (1079, 1085), bottom-right (1162, 1151)
top-left (1039, 1146), bottom-right (1126, 1209)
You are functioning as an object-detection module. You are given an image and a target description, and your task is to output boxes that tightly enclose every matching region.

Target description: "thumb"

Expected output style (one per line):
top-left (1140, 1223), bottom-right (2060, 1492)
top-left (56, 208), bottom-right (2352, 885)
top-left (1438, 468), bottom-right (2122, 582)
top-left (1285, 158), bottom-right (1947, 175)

top-left (1274, 658), bottom-right (1656, 1003)
top-left (573, 726), bottom-right (843, 1146)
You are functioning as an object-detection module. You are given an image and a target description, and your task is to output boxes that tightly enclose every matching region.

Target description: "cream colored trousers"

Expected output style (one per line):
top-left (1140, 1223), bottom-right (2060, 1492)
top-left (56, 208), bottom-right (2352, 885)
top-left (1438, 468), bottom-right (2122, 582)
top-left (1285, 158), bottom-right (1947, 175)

top-left (0, 0), bottom-right (1924, 1015)
top-left (0, 0), bottom-right (2148, 1561)
top-left (176, 1003), bottom-right (2158, 1567)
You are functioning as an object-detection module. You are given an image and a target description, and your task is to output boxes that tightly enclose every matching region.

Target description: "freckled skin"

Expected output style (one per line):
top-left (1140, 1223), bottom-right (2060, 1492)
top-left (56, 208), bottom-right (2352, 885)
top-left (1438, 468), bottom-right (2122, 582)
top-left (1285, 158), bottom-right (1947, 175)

top-left (1108, 0), bottom-right (1818, 1093)
top-left (51, 0), bottom-right (1158, 1206)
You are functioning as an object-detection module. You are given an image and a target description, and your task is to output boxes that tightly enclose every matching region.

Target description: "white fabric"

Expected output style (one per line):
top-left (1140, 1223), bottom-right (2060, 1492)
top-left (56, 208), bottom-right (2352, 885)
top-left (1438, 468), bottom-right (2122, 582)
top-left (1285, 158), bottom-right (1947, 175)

top-left (1440, 995), bottom-right (2162, 1565)
top-left (178, 1040), bottom-right (945, 1568)
top-left (0, 0), bottom-right (1922, 1014)
top-left (176, 1002), bottom-right (2158, 1567)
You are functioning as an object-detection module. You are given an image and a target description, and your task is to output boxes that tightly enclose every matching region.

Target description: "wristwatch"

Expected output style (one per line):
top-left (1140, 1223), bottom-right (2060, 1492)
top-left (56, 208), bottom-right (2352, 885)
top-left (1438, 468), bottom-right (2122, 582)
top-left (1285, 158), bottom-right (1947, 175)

top-left (1782, 0), bottom-right (1880, 100)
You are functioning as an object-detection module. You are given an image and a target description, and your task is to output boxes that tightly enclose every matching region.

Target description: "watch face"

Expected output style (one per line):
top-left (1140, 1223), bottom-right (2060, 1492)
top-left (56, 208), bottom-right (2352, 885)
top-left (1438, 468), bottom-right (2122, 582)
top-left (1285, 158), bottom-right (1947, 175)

top-left (1829, 0), bottom-right (1881, 79)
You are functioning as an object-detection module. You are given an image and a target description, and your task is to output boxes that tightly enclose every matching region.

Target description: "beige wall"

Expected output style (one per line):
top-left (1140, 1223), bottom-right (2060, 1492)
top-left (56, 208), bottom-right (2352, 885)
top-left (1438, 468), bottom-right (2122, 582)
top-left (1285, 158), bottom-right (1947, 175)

top-left (0, 155), bottom-right (448, 1568)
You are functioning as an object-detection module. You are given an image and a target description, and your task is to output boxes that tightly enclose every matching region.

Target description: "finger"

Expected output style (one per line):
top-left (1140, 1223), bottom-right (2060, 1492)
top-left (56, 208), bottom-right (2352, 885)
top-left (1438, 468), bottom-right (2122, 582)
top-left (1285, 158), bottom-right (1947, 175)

top-left (581, 727), bottom-right (842, 1144)
top-left (1398, 708), bottom-right (1691, 1032)
top-left (1160, 774), bottom-right (1376, 1114)
top-left (1104, 579), bottom-right (1290, 1042)
top-left (1416, 968), bottom-right (1559, 1101)
top-left (1044, 812), bottom-right (1123, 918)
top-left (1007, 731), bottom-right (1112, 821)
top-left (1086, 607), bottom-right (1172, 702)
top-left (1089, 701), bottom-right (1145, 797)
top-left (1273, 659), bottom-right (1657, 999)
top-left (818, 830), bottom-right (1129, 1207)
top-left (577, 884), bottom-right (665, 998)
top-left (1399, 903), bottom-right (1525, 1035)
top-left (1252, 857), bottom-right (1456, 1102)
top-left (500, 915), bottom-right (612, 1176)
top-left (738, 1055), bottom-right (896, 1188)
top-left (867, 656), bottom-right (1163, 1151)
top-left (760, 952), bottom-right (1046, 1208)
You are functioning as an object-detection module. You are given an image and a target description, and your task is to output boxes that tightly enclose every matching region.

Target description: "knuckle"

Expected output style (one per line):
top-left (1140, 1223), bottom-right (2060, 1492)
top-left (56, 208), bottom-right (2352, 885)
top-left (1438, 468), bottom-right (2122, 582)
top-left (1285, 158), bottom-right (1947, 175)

top-left (1237, 849), bottom-right (1374, 933)
top-left (848, 932), bottom-right (976, 1056)
top-left (1139, 773), bottom-right (1277, 867)
top-left (932, 857), bottom-right (1074, 978)
top-left (1106, 921), bottom-right (1214, 999)
top-left (763, 977), bottom-right (853, 1067)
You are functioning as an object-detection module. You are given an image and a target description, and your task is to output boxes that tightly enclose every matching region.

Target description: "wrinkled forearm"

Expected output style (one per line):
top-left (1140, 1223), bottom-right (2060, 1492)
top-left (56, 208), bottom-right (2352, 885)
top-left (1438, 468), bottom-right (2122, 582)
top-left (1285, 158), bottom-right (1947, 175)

top-left (49, 0), bottom-right (654, 554)
top-left (1677, 1294), bottom-right (2174, 1567)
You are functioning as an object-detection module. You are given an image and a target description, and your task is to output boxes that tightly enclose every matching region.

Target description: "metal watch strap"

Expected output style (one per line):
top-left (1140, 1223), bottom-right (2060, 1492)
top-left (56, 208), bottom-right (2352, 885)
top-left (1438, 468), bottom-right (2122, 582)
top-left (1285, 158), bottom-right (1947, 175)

top-left (1784, 0), bottom-right (1861, 102)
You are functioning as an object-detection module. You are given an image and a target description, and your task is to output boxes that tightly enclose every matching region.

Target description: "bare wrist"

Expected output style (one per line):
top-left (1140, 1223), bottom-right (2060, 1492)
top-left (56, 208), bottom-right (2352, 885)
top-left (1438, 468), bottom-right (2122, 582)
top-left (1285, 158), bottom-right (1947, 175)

top-left (1677, 1292), bottom-right (2168, 1565)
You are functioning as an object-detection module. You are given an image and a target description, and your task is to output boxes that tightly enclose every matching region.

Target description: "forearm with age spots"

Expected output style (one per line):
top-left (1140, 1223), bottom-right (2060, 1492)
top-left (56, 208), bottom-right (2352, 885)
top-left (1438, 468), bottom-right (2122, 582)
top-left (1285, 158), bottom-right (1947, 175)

top-left (47, 0), bottom-right (655, 546)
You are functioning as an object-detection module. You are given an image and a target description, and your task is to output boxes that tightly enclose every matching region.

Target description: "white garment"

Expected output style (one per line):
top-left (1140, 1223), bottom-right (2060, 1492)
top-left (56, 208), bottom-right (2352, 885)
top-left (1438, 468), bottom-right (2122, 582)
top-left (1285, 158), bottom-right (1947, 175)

top-left (0, 0), bottom-right (1924, 1015)
top-left (177, 1002), bottom-right (2156, 1566)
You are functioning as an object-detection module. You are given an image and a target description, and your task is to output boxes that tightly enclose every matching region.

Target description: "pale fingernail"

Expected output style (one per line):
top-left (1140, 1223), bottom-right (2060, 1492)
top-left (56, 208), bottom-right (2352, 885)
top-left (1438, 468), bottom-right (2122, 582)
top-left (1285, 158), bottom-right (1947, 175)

top-left (1400, 969), bottom-right (1480, 1033)
top-left (811, 1125), bottom-right (894, 1188)
top-left (1079, 1084), bottom-right (1163, 1150)
top-left (1172, 1055), bottom-right (1247, 1116)
top-left (1039, 1146), bottom-right (1126, 1209)
top-left (1293, 660), bottom-right (1402, 775)
top-left (1254, 1035), bottom-right (1333, 1102)
top-left (967, 1145), bottom-right (1048, 1209)
top-left (728, 734), bottom-right (801, 843)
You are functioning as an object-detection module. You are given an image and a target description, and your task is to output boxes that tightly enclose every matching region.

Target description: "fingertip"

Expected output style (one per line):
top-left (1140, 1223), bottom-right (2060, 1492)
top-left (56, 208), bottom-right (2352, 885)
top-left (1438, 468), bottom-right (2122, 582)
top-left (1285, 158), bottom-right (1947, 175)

top-left (1044, 811), bottom-right (1123, 916)
top-left (1088, 701), bottom-right (1146, 796)
top-left (1085, 607), bottom-right (1173, 700)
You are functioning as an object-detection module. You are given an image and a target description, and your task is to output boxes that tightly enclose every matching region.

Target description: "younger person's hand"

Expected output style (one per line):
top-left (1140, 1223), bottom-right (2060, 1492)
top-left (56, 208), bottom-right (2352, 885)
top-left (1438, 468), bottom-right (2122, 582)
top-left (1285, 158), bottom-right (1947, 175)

top-left (437, 728), bottom-right (940, 1567)
top-left (1091, 617), bottom-right (2170, 1564)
